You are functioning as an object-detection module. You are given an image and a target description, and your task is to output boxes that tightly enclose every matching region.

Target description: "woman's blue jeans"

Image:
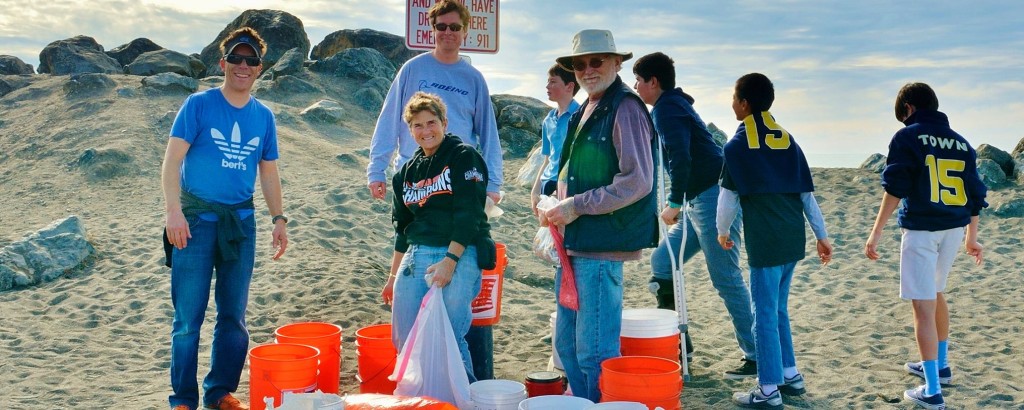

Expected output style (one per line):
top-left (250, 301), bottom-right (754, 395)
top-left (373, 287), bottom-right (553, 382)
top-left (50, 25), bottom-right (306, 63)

top-left (169, 216), bottom-right (255, 409)
top-left (554, 257), bottom-right (623, 402)
top-left (391, 244), bottom-right (482, 382)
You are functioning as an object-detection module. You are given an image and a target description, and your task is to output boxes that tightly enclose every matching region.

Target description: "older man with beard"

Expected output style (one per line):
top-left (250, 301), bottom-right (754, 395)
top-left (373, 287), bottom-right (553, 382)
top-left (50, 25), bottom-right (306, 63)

top-left (542, 29), bottom-right (658, 402)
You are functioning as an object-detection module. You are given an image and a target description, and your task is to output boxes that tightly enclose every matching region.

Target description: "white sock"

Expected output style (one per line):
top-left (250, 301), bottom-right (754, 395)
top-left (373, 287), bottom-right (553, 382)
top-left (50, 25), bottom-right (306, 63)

top-left (783, 366), bottom-right (799, 379)
top-left (760, 384), bottom-right (778, 395)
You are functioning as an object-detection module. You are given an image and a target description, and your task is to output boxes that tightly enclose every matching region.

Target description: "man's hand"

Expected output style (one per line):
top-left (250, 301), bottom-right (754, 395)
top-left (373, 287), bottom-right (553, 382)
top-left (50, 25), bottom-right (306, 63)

top-left (369, 181), bottom-right (387, 200)
top-left (660, 206), bottom-right (681, 225)
top-left (271, 221), bottom-right (288, 260)
top-left (425, 258), bottom-right (457, 288)
top-left (165, 210), bottom-right (191, 249)
top-left (544, 197), bottom-right (579, 226)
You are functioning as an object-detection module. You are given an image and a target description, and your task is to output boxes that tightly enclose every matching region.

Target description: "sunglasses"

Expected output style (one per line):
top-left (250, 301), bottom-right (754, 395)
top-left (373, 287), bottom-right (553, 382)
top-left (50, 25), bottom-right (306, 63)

top-left (433, 23), bottom-right (463, 32)
top-left (571, 56), bottom-right (609, 72)
top-left (224, 54), bottom-right (261, 66)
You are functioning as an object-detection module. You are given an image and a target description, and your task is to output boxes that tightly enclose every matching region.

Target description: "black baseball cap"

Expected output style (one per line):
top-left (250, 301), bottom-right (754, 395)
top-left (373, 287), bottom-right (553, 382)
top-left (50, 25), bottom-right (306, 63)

top-left (224, 35), bottom-right (262, 58)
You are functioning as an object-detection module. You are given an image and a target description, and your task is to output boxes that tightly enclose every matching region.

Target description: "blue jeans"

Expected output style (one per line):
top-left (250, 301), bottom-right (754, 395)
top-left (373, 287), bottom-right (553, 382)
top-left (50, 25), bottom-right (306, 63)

top-left (750, 262), bottom-right (798, 385)
top-left (554, 257), bottom-right (623, 402)
top-left (169, 216), bottom-right (256, 409)
top-left (391, 244), bottom-right (482, 382)
top-left (650, 186), bottom-right (755, 359)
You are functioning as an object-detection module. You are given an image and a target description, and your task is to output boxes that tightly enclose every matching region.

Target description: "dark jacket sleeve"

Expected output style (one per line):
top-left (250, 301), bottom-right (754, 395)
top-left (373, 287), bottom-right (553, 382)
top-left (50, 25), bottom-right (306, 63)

top-left (447, 146), bottom-right (489, 247)
top-left (964, 148), bottom-right (989, 215)
top-left (881, 133), bottom-right (915, 199)
top-left (392, 168), bottom-right (414, 253)
top-left (653, 103), bottom-right (693, 204)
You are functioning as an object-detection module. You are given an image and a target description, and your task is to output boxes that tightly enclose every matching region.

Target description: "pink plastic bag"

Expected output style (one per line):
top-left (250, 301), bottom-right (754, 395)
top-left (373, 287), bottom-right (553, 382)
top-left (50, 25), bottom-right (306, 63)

top-left (390, 286), bottom-right (472, 408)
top-left (549, 225), bottom-right (579, 311)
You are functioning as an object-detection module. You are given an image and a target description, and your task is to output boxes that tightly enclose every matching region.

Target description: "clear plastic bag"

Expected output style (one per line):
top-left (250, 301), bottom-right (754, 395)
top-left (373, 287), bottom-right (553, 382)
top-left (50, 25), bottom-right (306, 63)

top-left (390, 286), bottom-right (472, 408)
top-left (533, 195), bottom-right (560, 266)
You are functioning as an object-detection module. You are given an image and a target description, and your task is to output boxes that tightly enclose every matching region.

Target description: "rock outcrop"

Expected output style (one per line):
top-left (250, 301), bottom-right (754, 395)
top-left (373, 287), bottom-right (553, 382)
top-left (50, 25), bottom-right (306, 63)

top-left (0, 216), bottom-right (96, 291)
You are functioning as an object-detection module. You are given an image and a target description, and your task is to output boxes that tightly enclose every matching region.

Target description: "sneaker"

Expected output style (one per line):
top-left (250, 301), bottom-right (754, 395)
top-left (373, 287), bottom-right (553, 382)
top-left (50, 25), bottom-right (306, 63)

top-left (724, 358), bottom-right (758, 379)
top-left (204, 394), bottom-right (249, 410)
top-left (905, 362), bottom-right (952, 385)
top-left (778, 373), bottom-right (806, 396)
top-left (904, 385), bottom-right (945, 409)
top-left (732, 386), bottom-right (784, 409)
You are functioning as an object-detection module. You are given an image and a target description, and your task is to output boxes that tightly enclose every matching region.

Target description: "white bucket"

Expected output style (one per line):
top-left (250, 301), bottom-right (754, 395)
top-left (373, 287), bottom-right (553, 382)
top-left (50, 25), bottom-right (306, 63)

top-left (620, 309), bottom-right (679, 338)
top-left (550, 312), bottom-right (563, 370)
top-left (585, 401), bottom-right (649, 410)
top-left (518, 396), bottom-right (594, 410)
top-left (472, 379), bottom-right (528, 410)
top-left (269, 391), bottom-right (344, 410)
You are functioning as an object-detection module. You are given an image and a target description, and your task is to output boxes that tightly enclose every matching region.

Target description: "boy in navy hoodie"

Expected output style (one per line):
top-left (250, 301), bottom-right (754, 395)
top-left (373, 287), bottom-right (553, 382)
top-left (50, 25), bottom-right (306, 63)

top-left (865, 82), bottom-right (987, 410)
top-left (718, 73), bottom-right (832, 409)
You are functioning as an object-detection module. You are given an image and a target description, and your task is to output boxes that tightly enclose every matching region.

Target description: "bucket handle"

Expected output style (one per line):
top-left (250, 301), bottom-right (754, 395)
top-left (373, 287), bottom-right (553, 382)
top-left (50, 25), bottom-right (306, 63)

top-left (261, 370), bottom-right (318, 399)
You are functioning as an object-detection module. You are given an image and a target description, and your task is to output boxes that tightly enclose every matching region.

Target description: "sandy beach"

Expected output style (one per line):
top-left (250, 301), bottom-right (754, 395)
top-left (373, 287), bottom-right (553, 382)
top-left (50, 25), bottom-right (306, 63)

top-left (1, 72), bottom-right (1022, 409)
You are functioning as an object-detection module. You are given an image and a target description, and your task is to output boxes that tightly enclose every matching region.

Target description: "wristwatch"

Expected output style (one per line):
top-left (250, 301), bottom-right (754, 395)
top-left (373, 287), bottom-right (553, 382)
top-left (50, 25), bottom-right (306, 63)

top-left (272, 214), bottom-right (289, 225)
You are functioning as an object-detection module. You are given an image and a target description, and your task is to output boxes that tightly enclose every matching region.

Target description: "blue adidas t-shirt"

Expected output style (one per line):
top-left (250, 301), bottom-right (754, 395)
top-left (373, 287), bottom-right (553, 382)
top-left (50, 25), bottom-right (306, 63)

top-left (170, 88), bottom-right (278, 219)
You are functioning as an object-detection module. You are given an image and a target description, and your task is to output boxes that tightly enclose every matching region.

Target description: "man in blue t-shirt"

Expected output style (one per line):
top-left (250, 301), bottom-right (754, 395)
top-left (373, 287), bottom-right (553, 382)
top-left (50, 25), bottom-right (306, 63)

top-left (865, 82), bottom-right (987, 410)
top-left (161, 27), bottom-right (287, 410)
top-left (530, 63), bottom-right (580, 214)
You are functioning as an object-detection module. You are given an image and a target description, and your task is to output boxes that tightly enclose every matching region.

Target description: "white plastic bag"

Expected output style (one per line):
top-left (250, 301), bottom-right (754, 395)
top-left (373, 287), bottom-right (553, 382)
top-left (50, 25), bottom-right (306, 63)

top-left (533, 195), bottom-right (560, 266)
top-left (390, 286), bottom-right (472, 408)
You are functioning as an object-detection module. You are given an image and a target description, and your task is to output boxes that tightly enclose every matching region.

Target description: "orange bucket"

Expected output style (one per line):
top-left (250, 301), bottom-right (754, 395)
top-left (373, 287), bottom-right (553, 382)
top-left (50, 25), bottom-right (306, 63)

top-left (274, 322), bottom-right (343, 394)
top-left (599, 356), bottom-right (682, 409)
top-left (472, 242), bottom-right (507, 326)
top-left (248, 343), bottom-right (320, 410)
top-left (620, 334), bottom-right (681, 363)
top-left (355, 324), bottom-right (397, 394)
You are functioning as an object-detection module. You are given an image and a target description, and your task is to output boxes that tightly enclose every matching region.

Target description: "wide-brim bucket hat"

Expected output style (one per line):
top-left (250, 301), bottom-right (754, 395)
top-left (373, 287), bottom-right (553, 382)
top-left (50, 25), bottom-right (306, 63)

top-left (556, 29), bottom-right (632, 71)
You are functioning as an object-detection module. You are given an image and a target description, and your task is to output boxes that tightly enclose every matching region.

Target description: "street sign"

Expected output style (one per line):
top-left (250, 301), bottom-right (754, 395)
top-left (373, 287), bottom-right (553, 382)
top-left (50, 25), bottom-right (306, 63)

top-left (406, 0), bottom-right (499, 54)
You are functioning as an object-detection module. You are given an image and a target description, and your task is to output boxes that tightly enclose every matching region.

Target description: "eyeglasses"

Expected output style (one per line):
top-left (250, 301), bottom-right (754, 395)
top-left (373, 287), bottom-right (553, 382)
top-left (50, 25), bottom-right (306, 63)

top-left (433, 23), bottom-right (463, 32)
top-left (571, 56), bottom-right (608, 72)
top-left (224, 54), bottom-right (261, 66)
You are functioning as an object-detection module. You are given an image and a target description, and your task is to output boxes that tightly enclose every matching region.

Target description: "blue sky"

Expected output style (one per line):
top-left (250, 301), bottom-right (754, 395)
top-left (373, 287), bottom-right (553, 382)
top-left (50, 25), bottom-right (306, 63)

top-left (1, 0), bottom-right (1022, 167)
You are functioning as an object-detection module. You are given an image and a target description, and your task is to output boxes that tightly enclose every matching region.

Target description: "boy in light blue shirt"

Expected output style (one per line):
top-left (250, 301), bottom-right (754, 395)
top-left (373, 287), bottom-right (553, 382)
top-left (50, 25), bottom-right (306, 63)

top-left (531, 63), bottom-right (580, 213)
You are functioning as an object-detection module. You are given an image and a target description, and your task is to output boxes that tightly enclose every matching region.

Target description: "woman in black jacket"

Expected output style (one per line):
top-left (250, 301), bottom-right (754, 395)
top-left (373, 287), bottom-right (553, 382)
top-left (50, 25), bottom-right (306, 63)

top-left (380, 91), bottom-right (491, 381)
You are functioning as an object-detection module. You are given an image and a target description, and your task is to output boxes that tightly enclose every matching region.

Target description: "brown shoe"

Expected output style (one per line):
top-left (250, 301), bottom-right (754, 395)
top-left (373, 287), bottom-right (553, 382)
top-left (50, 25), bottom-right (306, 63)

top-left (173, 406), bottom-right (191, 410)
top-left (204, 394), bottom-right (249, 410)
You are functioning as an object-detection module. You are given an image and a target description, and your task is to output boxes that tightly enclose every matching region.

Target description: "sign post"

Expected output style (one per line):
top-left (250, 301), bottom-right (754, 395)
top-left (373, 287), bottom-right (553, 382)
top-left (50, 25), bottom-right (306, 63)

top-left (406, 0), bottom-right (499, 54)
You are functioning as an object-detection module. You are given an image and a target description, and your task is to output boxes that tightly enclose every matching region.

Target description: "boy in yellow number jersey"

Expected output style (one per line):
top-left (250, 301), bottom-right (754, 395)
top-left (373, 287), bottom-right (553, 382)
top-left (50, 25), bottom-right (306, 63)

top-left (865, 82), bottom-right (987, 410)
top-left (717, 73), bottom-right (833, 409)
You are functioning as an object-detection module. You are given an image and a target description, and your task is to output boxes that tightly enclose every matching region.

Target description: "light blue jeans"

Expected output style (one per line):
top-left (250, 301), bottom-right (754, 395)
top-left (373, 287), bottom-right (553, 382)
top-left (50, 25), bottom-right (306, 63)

top-left (750, 262), bottom-right (798, 385)
top-left (651, 186), bottom-right (756, 359)
top-left (169, 215), bottom-right (255, 409)
top-left (554, 257), bottom-right (623, 402)
top-left (391, 244), bottom-right (482, 382)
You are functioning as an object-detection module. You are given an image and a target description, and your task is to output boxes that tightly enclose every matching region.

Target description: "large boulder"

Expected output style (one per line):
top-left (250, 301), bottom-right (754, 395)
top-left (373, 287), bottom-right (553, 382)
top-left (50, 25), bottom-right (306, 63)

top-left (706, 122), bottom-right (728, 147)
top-left (990, 197), bottom-right (1024, 218)
top-left (261, 47), bottom-right (306, 80)
top-left (198, 9), bottom-right (310, 77)
top-left (300, 100), bottom-right (345, 124)
top-left (0, 55), bottom-right (34, 75)
top-left (106, 38), bottom-right (164, 68)
top-left (126, 49), bottom-right (205, 78)
top-left (1013, 152), bottom-right (1024, 185)
top-left (976, 143), bottom-right (1013, 177)
top-left (498, 126), bottom-right (539, 159)
top-left (37, 35), bottom-right (121, 75)
top-left (63, 73), bottom-right (116, 97)
top-left (0, 216), bottom-right (96, 291)
top-left (860, 153), bottom-right (887, 173)
top-left (308, 47), bottom-right (395, 81)
top-left (1013, 137), bottom-right (1024, 157)
top-left (141, 72), bottom-right (199, 94)
top-left (491, 94), bottom-right (550, 122)
top-left (977, 158), bottom-right (1006, 187)
top-left (311, 28), bottom-right (422, 70)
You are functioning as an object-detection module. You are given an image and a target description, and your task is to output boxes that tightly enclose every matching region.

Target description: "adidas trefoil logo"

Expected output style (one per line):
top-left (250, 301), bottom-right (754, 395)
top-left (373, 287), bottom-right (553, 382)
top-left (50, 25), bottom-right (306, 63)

top-left (211, 122), bottom-right (259, 171)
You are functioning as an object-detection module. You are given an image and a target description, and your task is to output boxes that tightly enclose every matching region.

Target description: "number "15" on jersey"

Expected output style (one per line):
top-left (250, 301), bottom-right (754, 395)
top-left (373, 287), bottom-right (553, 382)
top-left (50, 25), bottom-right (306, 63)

top-left (925, 154), bottom-right (967, 206)
top-left (744, 112), bottom-right (791, 149)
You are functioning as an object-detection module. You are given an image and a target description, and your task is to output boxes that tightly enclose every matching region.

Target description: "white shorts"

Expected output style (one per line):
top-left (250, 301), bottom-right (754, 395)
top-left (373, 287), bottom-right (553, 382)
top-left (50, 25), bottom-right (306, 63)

top-left (899, 227), bottom-right (965, 300)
